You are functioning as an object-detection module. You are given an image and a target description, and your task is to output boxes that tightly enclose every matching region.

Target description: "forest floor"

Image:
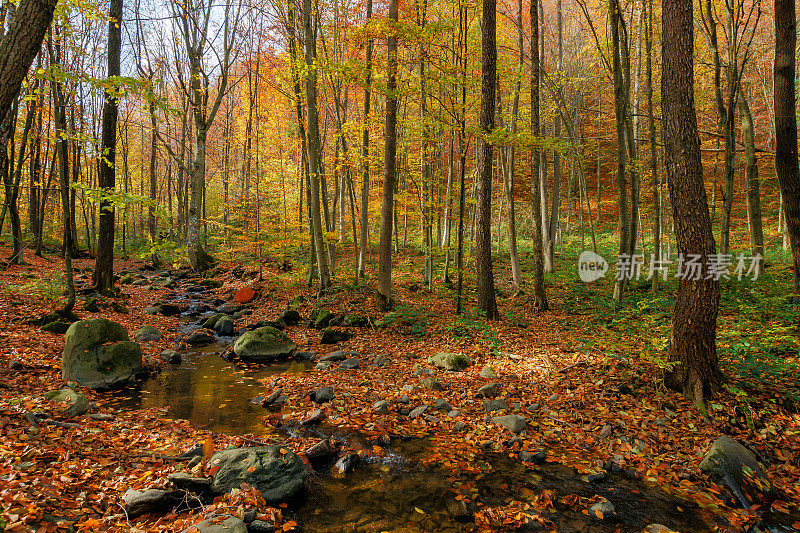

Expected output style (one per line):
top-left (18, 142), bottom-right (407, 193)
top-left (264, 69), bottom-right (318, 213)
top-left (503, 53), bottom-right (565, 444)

top-left (0, 244), bottom-right (799, 532)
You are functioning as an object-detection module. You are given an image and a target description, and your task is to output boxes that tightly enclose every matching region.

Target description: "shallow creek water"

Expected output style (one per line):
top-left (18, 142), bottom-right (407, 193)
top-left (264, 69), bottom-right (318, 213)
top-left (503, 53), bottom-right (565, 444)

top-left (105, 330), bottom-right (724, 532)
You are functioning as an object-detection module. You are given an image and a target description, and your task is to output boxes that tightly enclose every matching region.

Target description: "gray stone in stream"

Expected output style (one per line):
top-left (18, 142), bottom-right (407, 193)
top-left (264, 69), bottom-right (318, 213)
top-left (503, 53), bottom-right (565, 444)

top-left (262, 388), bottom-right (283, 405)
top-left (589, 499), bottom-right (616, 520)
top-left (248, 520), bottom-right (276, 533)
top-left (186, 331), bottom-right (216, 346)
top-left (233, 326), bottom-right (296, 362)
top-left (203, 313), bottom-right (225, 330)
top-left (332, 453), bottom-right (360, 477)
top-left (293, 351), bottom-right (317, 361)
top-left (397, 394), bottom-right (410, 404)
top-left (340, 358), bottom-right (360, 370)
top-left (433, 399), bottom-right (452, 412)
top-left (62, 319), bottom-right (142, 390)
top-left (134, 325), bottom-right (162, 342)
top-left (373, 400), bottom-right (390, 414)
top-left (312, 387), bottom-right (334, 404)
top-left (422, 378), bottom-right (443, 391)
top-left (484, 399), bottom-right (509, 412)
top-left (320, 328), bottom-right (352, 344)
top-left (123, 488), bottom-right (182, 518)
top-left (320, 350), bottom-right (347, 362)
top-left (519, 450), bottom-right (546, 464)
top-left (156, 303), bottom-right (182, 316)
top-left (301, 409), bottom-right (324, 425)
top-left (160, 349), bottom-right (181, 364)
top-left (44, 388), bottom-right (89, 418)
top-left (314, 362), bottom-right (332, 371)
top-left (429, 352), bottom-right (471, 371)
top-left (480, 365), bottom-right (499, 379)
top-left (492, 414), bottom-right (527, 434)
top-left (214, 316), bottom-right (235, 336)
top-left (305, 440), bottom-right (336, 461)
top-left (168, 472), bottom-right (212, 494)
top-left (447, 409), bottom-right (461, 418)
top-left (588, 472), bottom-right (607, 483)
top-left (209, 446), bottom-right (307, 502)
top-left (182, 515), bottom-right (247, 533)
top-left (699, 435), bottom-right (776, 508)
top-left (476, 383), bottom-right (501, 398)
top-left (409, 405), bottom-right (429, 419)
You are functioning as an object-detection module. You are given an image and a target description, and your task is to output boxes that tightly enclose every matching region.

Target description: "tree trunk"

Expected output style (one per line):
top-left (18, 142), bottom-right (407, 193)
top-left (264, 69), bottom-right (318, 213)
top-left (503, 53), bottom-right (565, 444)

top-left (475, 0), bottom-right (498, 320)
top-left (774, 0), bottom-right (800, 303)
top-left (739, 93), bottom-right (763, 259)
top-left (662, 0), bottom-right (722, 404)
top-left (93, 0), bottom-right (122, 294)
top-left (529, 0), bottom-right (548, 310)
top-left (303, 0), bottom-right (331, 291)
top-left (376, 0), bottom-right (399, 309)
top-left (647, 0), bottom-right (659, 291)
top-left (357, 0), bottom-right (372, 278)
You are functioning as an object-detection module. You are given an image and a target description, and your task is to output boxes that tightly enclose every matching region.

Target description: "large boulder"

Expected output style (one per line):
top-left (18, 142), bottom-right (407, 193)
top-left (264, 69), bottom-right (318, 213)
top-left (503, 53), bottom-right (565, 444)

top-left (699, 435), bottom-right (776, 508)
top-left (62, 319), bottom-right (142, 390)
top-left (233, 327), bottom-right (296, 362)
top-left (209, 446), bottom-right (307, 502)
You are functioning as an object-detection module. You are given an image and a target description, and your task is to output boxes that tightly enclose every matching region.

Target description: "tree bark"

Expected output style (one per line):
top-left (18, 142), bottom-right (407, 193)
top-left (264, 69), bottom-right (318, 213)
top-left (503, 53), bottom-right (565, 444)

top-left (662, 0), bottom-right (722, 403)
top-left (357, 0), bottom-right (373, 278)
top-left (303, 0), bottom-right (331, 291)
top-left (529, 0), bottom-right (548, 310)
top-left (93, 0), bottom-right (122, 294)
top-left (774, 0), bottom-right (800, 303)
top-left (739, 92), bottom-right (763, 258)
top-left (377, 0), bottom-right (399, 309)
top-left (475, 0), bottom-right (498, 320)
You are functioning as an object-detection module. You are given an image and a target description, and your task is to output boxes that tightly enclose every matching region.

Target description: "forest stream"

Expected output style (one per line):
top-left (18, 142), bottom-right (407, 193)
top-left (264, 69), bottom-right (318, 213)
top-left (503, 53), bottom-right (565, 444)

top-left (100, 293), bottom-right (721, 533)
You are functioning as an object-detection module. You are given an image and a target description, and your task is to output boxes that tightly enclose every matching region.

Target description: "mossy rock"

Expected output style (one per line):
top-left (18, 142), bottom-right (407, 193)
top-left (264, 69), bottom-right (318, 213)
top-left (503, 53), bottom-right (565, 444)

top-left (314, 309), bottom-right (333, 329)
top-left (233, 326), bottom-right (296, 362)
top-left (429, 352), bottom-right (471, 371)
top-left (62, 318), bottom-right (142, 390)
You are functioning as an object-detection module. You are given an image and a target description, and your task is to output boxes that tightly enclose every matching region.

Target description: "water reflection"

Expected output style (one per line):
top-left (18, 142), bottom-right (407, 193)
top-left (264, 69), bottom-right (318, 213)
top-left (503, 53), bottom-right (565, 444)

top-left (111, 345), bottom-right (297, 435)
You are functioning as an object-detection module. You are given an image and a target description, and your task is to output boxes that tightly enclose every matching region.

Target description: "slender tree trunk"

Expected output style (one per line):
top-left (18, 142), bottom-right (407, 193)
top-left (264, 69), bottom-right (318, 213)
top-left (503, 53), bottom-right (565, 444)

top-left (357, 0), bottom-right (373, 278)
top-left (546, 0), bottom-right (564, 274)
top-left (774, 0), bottom-right (800, 302)
top-left (530, 0), bottom-right (548, 310)
top-left (377, 0), bottom-right (399, 309)
top-left (93, 0), bottom-right (122, 294)
top-left (647, 0), bottom-right (660, 291)
top-left (303, 0), bottom-right (331, 291)
top-left (739, 93), bottom-right (763, 258)
top-left (662, 0), bottom-right (722, 404)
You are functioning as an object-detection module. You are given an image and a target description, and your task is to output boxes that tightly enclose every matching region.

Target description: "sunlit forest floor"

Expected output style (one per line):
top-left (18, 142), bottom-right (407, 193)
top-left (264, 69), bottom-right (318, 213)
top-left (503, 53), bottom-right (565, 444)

top-left (1, 235), bottom-right (799, 532)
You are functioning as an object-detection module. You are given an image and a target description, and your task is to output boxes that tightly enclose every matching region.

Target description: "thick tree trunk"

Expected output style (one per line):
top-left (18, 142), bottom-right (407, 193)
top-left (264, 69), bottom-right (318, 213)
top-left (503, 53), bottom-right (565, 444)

top-left (377, 0), bottom-right (399, 309)
top-left (475, 0), bottom-right (498, 320)
top-left (774, 0), bottom-right (800, 303)
top-left (93, 0), bottom-right (122, 294)
top-left (662, 0), bottom-right (722, 404)
top-left (0, 0), bottom-right (56, 124)
top-left (529, 0), bottom-right (548, 310)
